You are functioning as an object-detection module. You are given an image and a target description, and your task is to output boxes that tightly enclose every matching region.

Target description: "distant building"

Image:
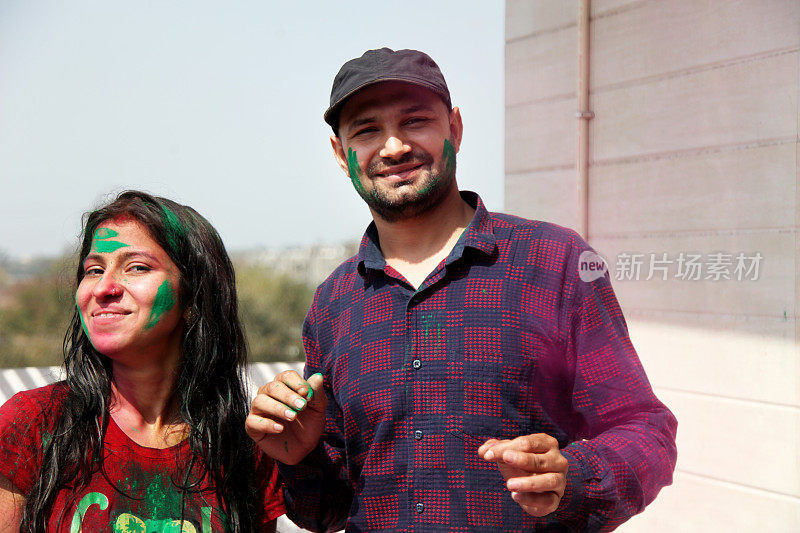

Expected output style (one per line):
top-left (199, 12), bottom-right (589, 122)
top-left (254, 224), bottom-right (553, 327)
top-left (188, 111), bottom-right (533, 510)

top-left (236, 242), bottom-right (359, 287)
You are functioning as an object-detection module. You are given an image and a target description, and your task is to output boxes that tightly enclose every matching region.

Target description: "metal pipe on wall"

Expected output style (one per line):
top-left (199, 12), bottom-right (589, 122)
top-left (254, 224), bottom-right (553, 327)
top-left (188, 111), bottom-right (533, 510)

top-left (576, 0), bottom-right (594, 240)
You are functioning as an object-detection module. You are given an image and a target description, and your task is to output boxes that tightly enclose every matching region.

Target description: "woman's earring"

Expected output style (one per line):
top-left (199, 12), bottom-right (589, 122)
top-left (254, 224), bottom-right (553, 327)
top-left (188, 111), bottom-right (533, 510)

top-left (184, 307), bottom-right (197, 323)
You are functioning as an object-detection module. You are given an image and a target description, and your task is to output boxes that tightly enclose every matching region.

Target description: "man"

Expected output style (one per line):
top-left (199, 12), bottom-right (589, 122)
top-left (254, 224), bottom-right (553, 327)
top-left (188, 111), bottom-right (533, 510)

top-left (246, 48), bottom-right (677, 532)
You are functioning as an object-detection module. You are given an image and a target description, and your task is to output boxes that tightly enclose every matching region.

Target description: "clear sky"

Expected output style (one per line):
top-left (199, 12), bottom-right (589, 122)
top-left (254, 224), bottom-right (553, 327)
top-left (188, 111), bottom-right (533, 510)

top-left (0, 1), bottom-right (504, 259)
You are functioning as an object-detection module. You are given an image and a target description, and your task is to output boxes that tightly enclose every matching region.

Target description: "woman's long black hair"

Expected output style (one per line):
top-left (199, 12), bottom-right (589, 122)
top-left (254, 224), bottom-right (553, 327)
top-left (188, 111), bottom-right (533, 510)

top-left (21, 191), bottom-right (260, 531)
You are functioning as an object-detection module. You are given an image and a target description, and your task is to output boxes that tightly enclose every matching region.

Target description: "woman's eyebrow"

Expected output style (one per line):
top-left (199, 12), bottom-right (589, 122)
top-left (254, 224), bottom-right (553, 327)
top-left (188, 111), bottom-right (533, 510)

top-left (84, 250), bottom-right (161, 265)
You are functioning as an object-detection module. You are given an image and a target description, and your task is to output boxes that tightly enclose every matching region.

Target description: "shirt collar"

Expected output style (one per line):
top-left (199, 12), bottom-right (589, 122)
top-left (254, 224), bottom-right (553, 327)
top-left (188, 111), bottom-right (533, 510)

top-left (357, 191), bottom-right (497, 275)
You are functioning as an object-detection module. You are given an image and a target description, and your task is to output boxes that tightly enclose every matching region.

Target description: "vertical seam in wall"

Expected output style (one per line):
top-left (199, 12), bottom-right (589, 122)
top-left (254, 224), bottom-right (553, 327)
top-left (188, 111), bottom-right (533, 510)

top-left (795, 45), bottom-right (799, 377)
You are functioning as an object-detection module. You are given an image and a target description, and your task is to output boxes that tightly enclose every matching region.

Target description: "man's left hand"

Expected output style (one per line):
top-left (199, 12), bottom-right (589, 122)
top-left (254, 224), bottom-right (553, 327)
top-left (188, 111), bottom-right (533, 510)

top-left (478, 433), bottom-right (568, 517)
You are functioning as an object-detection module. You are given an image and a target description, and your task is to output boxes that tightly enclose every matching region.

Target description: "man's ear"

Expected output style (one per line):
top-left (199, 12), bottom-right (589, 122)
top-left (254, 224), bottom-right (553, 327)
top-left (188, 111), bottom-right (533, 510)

top-left (449, 107), bottom-right (464, 152)
top-left (331, 135), bottom-right (350, 175)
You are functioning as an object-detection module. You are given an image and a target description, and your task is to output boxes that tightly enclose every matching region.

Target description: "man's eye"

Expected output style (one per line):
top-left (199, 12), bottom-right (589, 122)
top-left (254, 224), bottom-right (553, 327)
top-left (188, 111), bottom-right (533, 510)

top-left (353, 127), bottom-right (377, 137)
top-left (406, 117), bottom-right (429, 125)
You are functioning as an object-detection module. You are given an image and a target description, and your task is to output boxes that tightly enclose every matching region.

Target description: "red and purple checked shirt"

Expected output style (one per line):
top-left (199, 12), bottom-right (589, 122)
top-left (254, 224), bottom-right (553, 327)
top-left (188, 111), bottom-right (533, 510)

top-left (279, 192), bottom-right (677, 532)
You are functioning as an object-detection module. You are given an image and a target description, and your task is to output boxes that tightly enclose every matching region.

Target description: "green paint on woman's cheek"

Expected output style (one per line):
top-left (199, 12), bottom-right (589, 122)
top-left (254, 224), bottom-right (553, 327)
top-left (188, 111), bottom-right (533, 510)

top-left (145, 280), bottom-right (176, 329)
top-left (347, 147), bottom-right (367, 196)
top-left (75, 295), bottom-right (97, 349)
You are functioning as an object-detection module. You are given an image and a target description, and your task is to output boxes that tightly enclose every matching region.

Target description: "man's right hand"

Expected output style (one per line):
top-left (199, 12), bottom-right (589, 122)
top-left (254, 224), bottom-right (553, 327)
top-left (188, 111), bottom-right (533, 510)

top-left (245, 371), bottom-right (327, 465)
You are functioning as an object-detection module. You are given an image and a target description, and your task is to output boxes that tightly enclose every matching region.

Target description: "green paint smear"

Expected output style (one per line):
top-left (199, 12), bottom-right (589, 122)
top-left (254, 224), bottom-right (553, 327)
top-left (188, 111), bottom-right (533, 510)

top-left (347, 147), bottom-right (367, 196)
top-left (417, 138), bottom-right (456, 197)
top-left (91, 226), bottom-right (129, 254)
top-left (94, 227), bottom-right (119, 239)
top-left (92, 240), bottom-right (129, 253)
top-left (442, 138), bottom-right (456, 177)
top-left (161, 205), bottom-right (185, 253)
top-left (145, 280), bottom-right (176, 329)
top-left (76, 298), bottom-right (97, 350)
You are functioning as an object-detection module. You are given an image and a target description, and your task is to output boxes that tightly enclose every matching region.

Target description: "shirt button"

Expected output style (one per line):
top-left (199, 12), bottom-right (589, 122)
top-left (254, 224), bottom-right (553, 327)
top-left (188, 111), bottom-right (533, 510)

top-left (415, 502), bottom-right (424, 514)
top-left (412, 359), bottom-right (422, 369)
top-left (414, 430), bottom-right (423, 440)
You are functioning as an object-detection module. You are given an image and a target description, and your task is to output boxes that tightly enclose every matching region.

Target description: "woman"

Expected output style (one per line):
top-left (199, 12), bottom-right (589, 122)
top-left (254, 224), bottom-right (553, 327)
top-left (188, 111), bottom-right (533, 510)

top-left (0, 191), bottom-right (284, 532)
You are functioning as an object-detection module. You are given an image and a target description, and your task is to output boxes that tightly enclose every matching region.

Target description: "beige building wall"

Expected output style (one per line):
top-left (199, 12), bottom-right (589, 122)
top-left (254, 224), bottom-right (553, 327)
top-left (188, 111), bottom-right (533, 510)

top-left (505, 0), bottom-right (799, 531)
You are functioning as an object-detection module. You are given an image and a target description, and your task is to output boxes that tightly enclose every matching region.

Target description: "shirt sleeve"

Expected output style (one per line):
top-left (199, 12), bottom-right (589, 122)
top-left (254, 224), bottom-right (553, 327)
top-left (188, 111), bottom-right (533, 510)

top-left (0, 389), bottom-right (50, 494)
top-left (276, 296), bottom-right (354, 533)
top-left (550, 234), bottom-right (678, 531)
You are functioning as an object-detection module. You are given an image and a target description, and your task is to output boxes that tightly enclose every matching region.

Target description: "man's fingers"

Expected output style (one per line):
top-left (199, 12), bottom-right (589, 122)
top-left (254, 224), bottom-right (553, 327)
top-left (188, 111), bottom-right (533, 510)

top-left (506, 472), bottom-right (566, 495)
top-left (305, 373), bottom-right (327, 411)
top-left (481, 434), bottom-right (558, 463)
top-left (511, 491), bottom-right (560, 517)
top-left (478, 438), bottom-right (503, 459)
top-left (501, 448), bottom-right (568, 474)
top-left (244, 412), bottom-right (284, 440)
top-left (270, 370), bottom-right (311, 400)
top-left (252, 382), bottom-right (305, 419)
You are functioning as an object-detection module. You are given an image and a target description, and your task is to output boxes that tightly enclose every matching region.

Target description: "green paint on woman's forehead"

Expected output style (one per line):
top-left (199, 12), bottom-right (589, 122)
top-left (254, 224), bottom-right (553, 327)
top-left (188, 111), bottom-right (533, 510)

top-left (160, 205), bottom-right (185, 253)
top-left (91, 226), bottom-right (129, 254)
top-left (145, 279), bottom-right (177, 329)
top-left (347, 147), bottom-right (367, 196)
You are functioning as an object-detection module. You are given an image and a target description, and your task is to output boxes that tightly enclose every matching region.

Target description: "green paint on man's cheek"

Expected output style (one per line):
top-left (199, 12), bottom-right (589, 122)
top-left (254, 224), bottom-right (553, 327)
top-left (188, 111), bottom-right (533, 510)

top-left (145, 280), bottom-right (176, 329)
top-left (442, 138), bottom-right (456, 177)
top-left (347, 147), bottom-right (367, 195)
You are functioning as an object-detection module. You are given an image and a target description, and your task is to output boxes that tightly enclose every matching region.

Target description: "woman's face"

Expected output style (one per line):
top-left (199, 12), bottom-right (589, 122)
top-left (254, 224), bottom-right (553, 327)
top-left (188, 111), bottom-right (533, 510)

top-left (76, 218), bottom-right (184, 362)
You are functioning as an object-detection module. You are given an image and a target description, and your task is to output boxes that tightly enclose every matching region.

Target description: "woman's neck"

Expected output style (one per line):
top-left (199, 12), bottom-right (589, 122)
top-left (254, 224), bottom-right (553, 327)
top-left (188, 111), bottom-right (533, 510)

top-left (109, 357), bottom-right (187, 448)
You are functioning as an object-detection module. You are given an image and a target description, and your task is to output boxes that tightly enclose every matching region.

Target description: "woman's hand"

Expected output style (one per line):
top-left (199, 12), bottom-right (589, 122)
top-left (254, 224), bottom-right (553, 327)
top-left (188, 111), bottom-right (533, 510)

top-left (245, 371), bottom-right (327, 465)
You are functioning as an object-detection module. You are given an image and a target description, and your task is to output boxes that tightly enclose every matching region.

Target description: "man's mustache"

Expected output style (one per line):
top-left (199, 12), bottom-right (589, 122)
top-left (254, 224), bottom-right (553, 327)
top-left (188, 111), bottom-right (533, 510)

top-left (367, 150), bottom-right (433, 177)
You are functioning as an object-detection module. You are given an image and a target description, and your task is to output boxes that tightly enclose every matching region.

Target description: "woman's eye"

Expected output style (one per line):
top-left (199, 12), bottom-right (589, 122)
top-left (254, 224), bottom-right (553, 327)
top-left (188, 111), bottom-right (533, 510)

top-left (84, 267), bottom-right (103, 276)
top-left (129, 265), bottom-right (151, 273)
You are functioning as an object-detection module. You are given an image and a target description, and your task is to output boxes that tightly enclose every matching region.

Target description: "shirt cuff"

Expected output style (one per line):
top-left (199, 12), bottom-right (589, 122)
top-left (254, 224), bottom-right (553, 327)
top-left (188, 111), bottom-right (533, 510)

top-left (552, 442), bottom-right (616, 527)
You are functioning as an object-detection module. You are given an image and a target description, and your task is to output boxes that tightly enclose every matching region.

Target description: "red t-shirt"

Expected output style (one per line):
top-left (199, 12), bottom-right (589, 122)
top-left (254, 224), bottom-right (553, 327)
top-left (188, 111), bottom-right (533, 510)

top-left (0, 383), bottom-right (284, 532)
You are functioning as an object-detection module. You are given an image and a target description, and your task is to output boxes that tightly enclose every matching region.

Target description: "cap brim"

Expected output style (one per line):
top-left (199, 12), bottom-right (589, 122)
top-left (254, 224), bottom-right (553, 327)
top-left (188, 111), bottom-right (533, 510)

top-left (324, 77), bottom-right (451, 129)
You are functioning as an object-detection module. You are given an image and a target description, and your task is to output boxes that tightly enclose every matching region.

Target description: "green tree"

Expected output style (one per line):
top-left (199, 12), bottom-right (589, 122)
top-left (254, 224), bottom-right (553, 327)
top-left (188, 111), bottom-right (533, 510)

top-left (0, 257), bottom-right (75, 368)
top-left (235, 264), bottom-right (314, 363)
top-left (0, 258), bottom-right (313, 368)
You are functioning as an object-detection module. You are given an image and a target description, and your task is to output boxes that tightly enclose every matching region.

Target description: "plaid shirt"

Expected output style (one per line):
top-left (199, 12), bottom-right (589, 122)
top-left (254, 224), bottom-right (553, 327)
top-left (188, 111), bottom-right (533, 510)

top-left (279, 192), bottom-right (677, 532)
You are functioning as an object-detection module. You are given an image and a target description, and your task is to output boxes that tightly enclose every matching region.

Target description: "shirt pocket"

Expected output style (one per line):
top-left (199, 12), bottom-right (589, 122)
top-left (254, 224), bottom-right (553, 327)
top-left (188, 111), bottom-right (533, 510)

top-left (454, 349), bottom-right (538, 438)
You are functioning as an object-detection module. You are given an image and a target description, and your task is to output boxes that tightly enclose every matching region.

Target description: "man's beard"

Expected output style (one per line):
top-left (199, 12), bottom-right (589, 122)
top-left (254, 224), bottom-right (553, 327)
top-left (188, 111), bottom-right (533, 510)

top-left (357, 145), bottom-right (456, 223)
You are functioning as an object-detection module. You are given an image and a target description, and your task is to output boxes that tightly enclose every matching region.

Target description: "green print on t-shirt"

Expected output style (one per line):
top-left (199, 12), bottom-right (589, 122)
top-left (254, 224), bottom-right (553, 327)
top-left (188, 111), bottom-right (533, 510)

top-left (67, 467), bottom-right (226, 533)
top-left (67, 491), bottom-right (220, 533)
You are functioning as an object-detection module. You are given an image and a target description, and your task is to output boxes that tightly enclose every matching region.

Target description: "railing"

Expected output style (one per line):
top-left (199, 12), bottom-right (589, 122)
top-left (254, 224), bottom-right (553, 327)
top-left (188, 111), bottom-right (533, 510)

top-left (0, 362), bottom-right (305, 404)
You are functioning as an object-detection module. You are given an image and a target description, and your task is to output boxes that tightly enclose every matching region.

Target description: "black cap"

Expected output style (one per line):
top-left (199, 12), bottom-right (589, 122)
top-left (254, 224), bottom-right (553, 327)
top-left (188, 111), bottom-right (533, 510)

top-left (324, 48), bottom-right (451, 132)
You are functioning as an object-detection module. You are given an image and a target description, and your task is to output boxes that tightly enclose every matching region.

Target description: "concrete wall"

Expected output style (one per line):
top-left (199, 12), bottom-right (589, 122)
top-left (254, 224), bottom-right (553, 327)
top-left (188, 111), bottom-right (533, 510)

top-left (505, 0), bottom-right (799, 530)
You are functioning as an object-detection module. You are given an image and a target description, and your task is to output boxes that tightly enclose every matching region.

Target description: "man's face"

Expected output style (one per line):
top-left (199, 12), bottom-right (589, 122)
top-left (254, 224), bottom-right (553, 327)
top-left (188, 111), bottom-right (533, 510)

top-left (332, 81), bottom-right (463, 222)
